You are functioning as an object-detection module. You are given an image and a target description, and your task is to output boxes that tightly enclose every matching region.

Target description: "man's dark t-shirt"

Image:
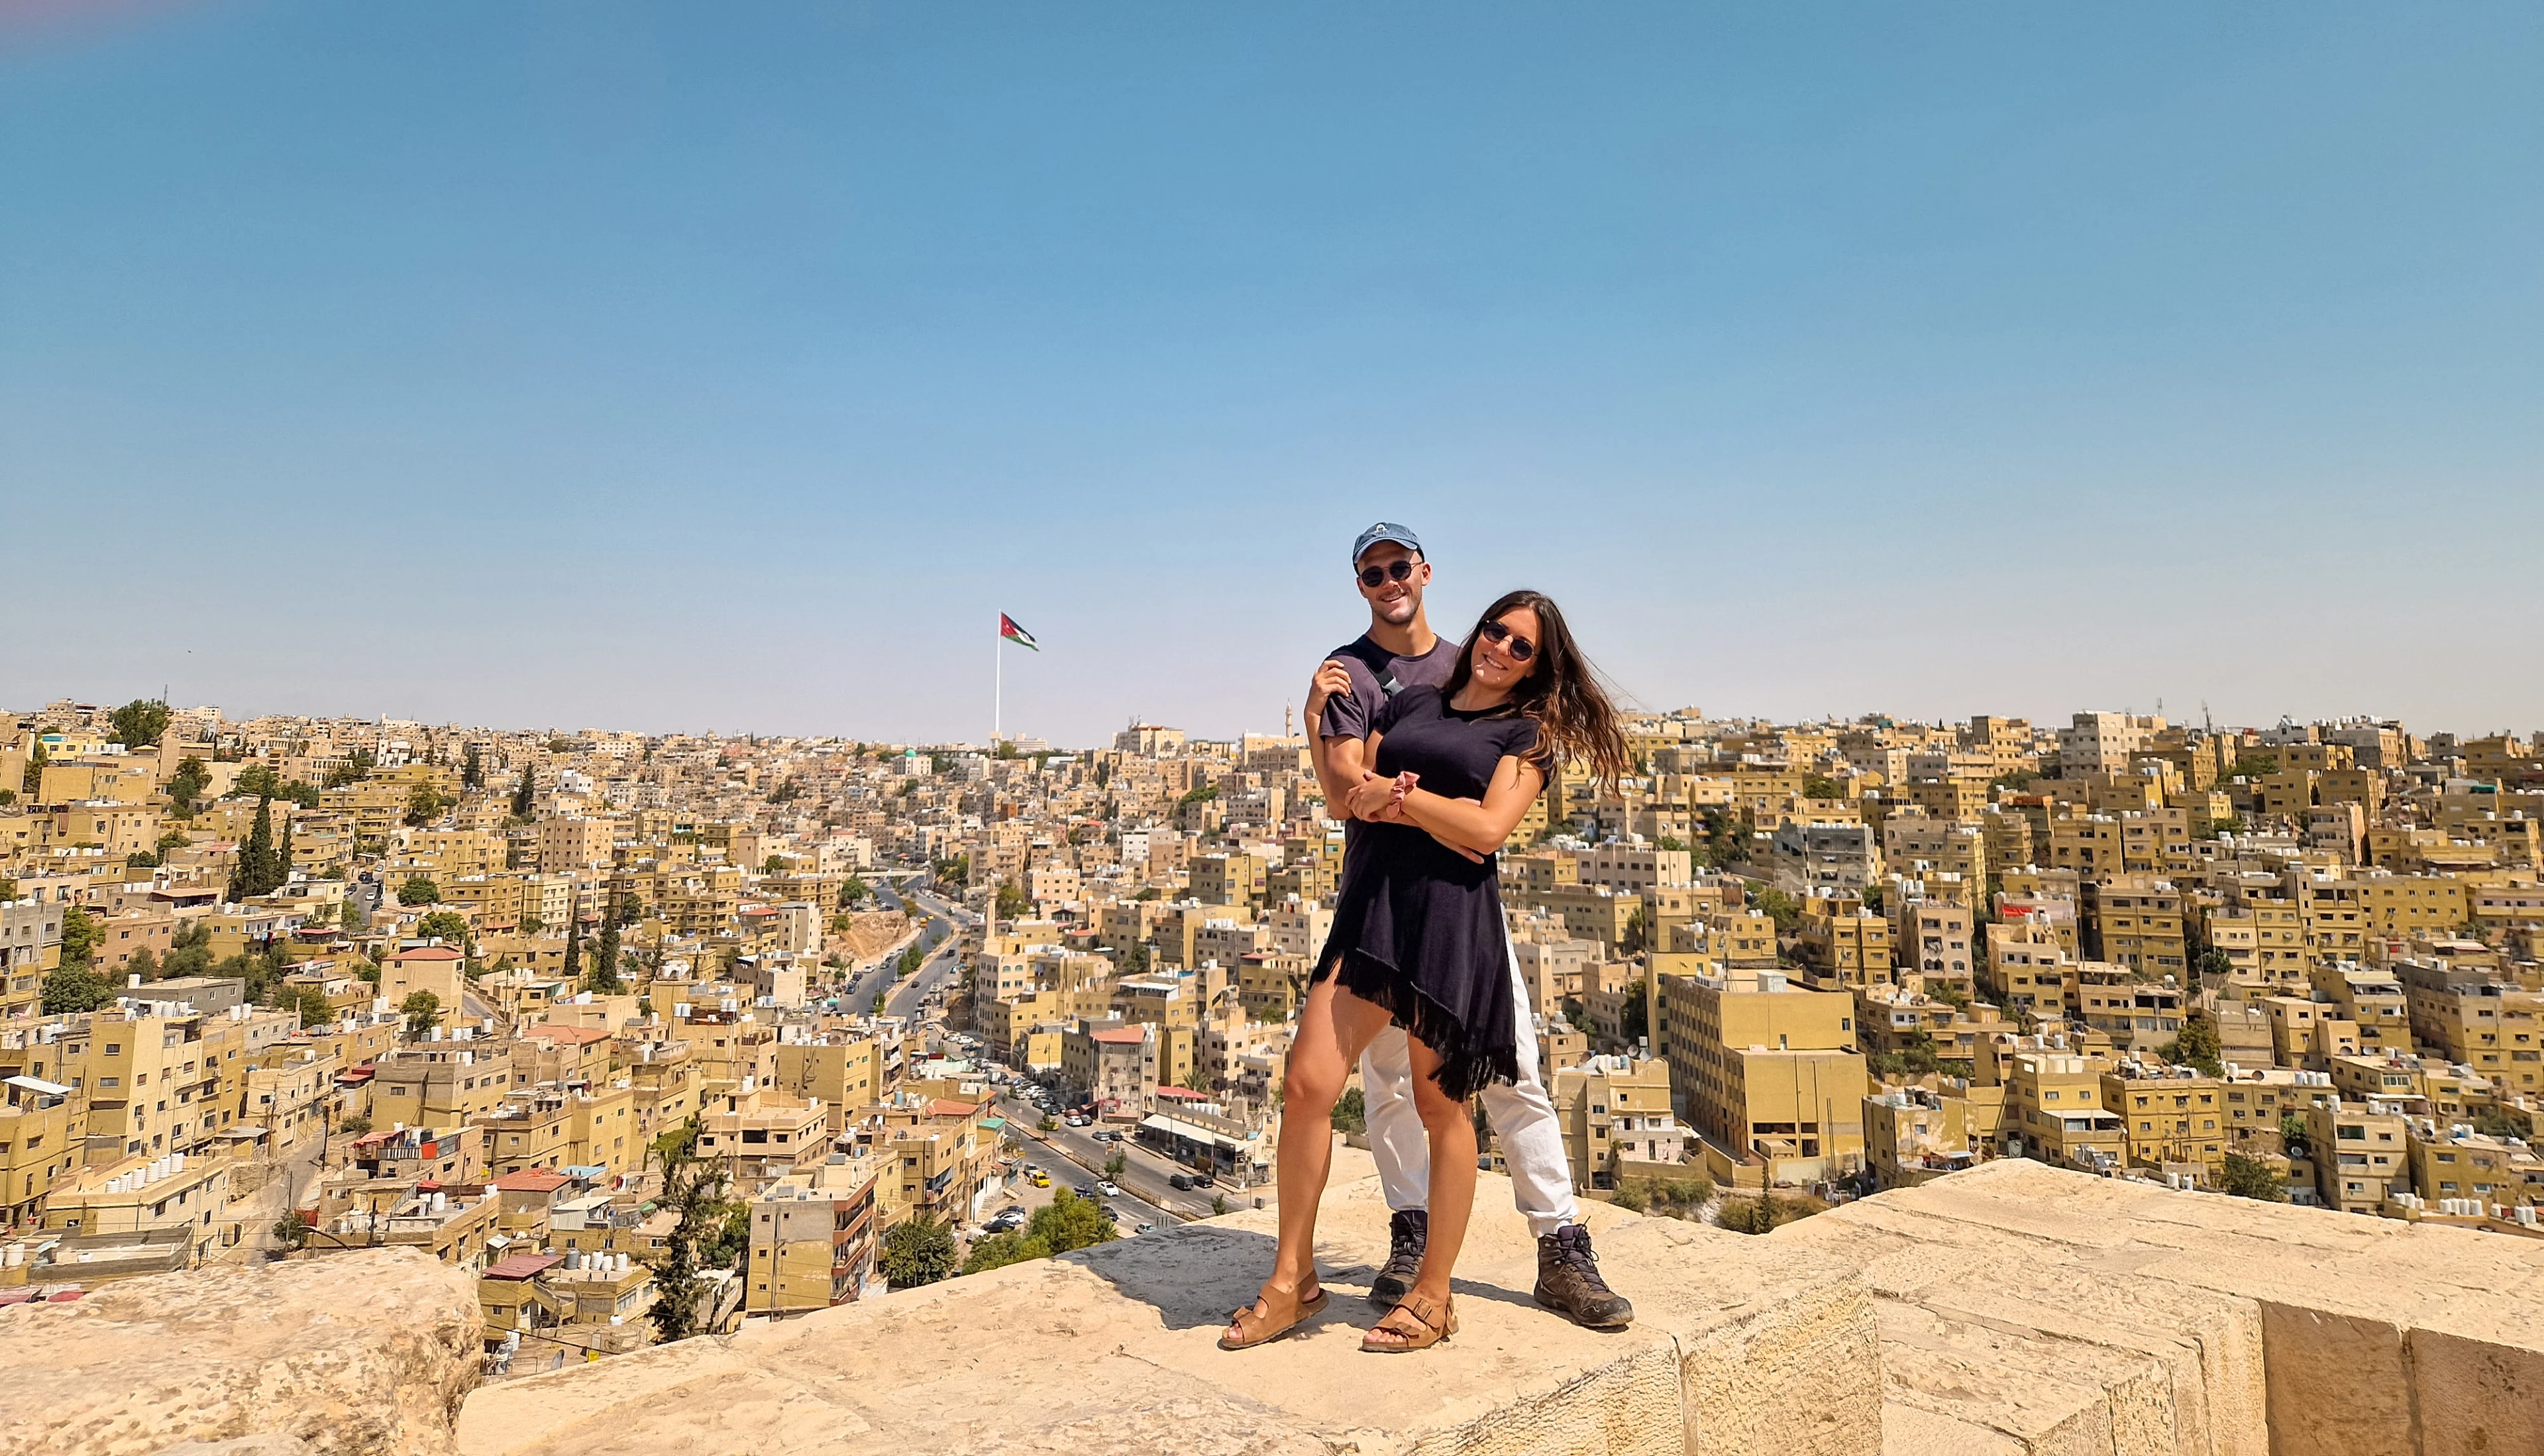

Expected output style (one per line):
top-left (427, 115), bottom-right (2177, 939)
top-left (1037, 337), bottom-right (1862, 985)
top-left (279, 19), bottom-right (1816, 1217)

top-left (1318, 633), bottom-right (1461, 855)
top-left (1318, 633), bottom-right (1461, 743)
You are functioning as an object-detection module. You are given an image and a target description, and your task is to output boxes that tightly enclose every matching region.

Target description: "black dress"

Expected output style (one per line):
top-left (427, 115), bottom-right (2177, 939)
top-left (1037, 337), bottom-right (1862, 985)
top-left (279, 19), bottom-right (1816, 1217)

top-left (1313, 684), bottom-right (1538, 1099)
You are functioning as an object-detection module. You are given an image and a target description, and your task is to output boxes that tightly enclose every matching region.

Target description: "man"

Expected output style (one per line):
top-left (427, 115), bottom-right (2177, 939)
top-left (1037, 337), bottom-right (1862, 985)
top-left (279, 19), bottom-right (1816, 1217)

top-left (1304, 521), bottom-right (1633, 1329)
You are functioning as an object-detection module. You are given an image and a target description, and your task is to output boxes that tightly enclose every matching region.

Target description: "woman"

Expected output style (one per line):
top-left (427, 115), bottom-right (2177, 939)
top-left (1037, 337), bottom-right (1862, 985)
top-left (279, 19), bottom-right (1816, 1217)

top-left (1222, 589), bottom-right (1630, 1354)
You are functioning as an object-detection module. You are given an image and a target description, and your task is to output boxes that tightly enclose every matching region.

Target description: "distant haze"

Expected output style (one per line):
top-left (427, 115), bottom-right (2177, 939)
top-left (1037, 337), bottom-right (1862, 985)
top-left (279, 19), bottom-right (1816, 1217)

top-left (3, 5), bottom-right (2537, 744)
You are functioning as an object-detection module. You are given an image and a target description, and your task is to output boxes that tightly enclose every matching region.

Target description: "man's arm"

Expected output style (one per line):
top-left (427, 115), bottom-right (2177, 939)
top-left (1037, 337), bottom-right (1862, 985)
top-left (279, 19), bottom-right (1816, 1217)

top-left (1306, 658), bottom-right (1361, 815)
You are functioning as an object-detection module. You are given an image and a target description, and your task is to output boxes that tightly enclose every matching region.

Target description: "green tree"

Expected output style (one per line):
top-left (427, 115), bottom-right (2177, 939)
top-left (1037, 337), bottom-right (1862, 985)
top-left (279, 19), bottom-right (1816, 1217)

top-left (166, 756), bottom-right (210, 817)
top-left (2160, 1011), bottom-right (2226, 1077)
top-left (1750, 885), bottom-right (1801, 933)
top-left (162, 921), bottom-right (213, 979)
top-left (125, 945), bottom-right (160, 981)
top-left (897, 943), bottom-right (925, 978)
top-left (1618, 978), bottom-right (1654, 1045)
top-left (645, 1118), bottom-right (746, 1343)
top-left (275, 812), bottom-right (293, 884)
top-left (509, 767), bottom-right (535, 820)
top-left (42, 963), bottom-right (115, 1015)
top-left (1211, 1194), bottom-right (1229, 1216)
top-left (1023, 1190), bottom-right (1116, 1255)
top-left (396, 874), bottom-right (440, 906)
top-left (879, 1216), bottom-right (959, 1290)
top-left (837, 876), bottom-right (871, 909)
top-left (233, 796), bottom-right (279, 900)
top-left (292, 984), bottom-right (334, 1028)
top-left (23, 741), bottom-right (49, 796)
top-left (60, 906), bottom-right (101, 966)
top-left (2278, 1113), bottom-right (2311, 1155)
top-left (2219, 1151), bottom-right (2288, 1202)
top-left (415, 910), bottom-right (471, 947)
top-left (1102, 1150), bottom-right (1128, 1183)
top-left (1120, 941), bottom-right (1151, 977)
top-left (339, 897), bottom-right (366, 934)
top-left (460, 742), bottom-right (484, 790)
top-left (403, 783), bottom-right (445, 827)
top-left (1799, 774), bottom-right (1843, 801)
top-left (961, 1229), bottom-right (1047, 1274)
top-left (399, 990), bottom-right (441, 1038)
top-left (109, 698), bottom-right (172, 751)
top-left (325, 750), bottom-right (376, 788)
top-left (563, 910), bottom-right (586, 985)
top-left (231, 762), bottom-right (283, 800)
top-left (591, 887), bottom-right (625, 994)
top-left (1331, 1086), bottom-right (1367, 1135)
top-left (994, 882), bottom-right (1028, 920)
top-left (761, 854), bottom-right (785, 876)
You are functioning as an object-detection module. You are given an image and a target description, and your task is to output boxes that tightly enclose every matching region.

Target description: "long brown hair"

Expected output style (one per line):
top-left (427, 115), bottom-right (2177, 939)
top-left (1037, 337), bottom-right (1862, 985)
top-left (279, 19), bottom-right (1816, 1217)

top-left (1442, 590), bottom-right (1632, 790)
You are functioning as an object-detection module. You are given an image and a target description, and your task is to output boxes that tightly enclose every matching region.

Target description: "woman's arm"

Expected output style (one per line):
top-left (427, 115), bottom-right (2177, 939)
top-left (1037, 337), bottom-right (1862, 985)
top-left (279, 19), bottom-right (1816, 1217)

top-left (1395, 755), bottom-right (1544, 855)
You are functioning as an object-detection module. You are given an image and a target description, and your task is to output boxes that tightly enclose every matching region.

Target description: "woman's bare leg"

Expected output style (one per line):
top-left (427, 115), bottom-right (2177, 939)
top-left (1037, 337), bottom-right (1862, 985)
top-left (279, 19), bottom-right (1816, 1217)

top-left (1227, 974), bottom-right (1393, 1342)
top-left (1367, 1034), bottom-right (1476, 1345)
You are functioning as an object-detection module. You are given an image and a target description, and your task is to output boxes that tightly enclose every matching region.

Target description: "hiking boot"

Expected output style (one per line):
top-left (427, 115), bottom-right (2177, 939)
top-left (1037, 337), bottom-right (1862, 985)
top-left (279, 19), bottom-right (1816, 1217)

top-left (1534, 1223), bottom-right (1633, 1329)
top-left (1369, 1210), bottom-right (1428, 1308)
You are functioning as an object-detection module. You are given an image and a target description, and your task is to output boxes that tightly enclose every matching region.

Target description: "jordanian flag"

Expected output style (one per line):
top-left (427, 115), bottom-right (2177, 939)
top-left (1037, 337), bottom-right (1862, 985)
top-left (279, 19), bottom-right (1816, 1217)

top-left (999, 613), bottom-right (1039, 650)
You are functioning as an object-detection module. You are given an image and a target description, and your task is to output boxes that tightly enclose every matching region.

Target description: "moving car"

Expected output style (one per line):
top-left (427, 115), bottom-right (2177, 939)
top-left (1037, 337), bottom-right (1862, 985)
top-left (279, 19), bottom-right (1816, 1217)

top-left (1168, 1174), bottom-right (1193, 1190)
top-left (1096, 1180), bottom-right (1120, 1197)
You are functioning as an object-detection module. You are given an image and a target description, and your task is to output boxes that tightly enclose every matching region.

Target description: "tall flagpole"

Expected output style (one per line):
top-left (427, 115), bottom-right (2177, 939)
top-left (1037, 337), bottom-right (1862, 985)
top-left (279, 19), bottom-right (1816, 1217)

top-left (994, 617), bottom-right (1002, 747)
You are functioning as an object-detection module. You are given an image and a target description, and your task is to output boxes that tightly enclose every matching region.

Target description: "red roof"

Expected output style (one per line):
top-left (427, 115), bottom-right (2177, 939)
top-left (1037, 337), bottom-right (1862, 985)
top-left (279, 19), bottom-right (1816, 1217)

top-left (490, 1169), bottom-right (574, 1193)
top-left (482, 1252), bottom-right (564, 1282)
top-left (1091, 1028), bottom-right (1146, 1045)
top-left (926, 1098), bottom-right (980, 1118)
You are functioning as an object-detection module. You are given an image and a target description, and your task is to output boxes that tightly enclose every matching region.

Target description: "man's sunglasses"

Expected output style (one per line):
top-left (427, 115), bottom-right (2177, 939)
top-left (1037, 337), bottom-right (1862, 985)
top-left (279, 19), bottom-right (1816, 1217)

top-left (1357, 559), bottom-right (1419, 590)
top-left (1479, 619), bottom-right (1536, 662)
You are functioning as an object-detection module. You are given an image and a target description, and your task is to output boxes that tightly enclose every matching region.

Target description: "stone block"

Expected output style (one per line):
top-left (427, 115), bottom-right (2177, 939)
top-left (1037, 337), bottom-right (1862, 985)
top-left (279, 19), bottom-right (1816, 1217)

top-left (0, 1248), bottom-right (479, 1456)
top-left (459, 1163), bottom-right (1880, 1456)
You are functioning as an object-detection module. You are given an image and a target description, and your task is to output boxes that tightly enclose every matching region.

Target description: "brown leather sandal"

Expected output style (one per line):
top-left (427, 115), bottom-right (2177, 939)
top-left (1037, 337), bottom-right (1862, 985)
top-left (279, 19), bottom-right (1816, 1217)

top-left (1219, 1280), bottom-right (1328, 1351)
top-left (1362, 1292), bottom-right (1456, 1353)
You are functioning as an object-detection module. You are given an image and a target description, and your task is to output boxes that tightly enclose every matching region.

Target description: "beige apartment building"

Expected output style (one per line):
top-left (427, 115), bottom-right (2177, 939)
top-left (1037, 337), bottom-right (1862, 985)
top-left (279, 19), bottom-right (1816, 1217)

top-left (1656, 970), bottom-right (1866, 1184)
top-left (1548, 1054), bottom-right (1683, 1190)
top-left (746, 1159), bottom-right (879, 1316)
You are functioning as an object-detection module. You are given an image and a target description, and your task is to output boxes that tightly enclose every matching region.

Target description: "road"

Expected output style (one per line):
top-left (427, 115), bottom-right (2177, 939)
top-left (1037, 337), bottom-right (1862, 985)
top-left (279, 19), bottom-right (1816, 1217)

top-left (994, 1091), bottom-right (1240, 1223)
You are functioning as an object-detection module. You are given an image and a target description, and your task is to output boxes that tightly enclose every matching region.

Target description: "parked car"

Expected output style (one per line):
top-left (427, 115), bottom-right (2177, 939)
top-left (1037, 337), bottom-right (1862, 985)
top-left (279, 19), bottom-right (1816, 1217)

top-left (1074, 1184), bottom-right (1099, 1201)
top-left (1065, 1115), bottom-right (1088, 1128)
top-left (1028, 1172), bottom-right (1050, 1188)
top-left (1168, 1173), bottom-right (1192, 1190)
top-left (1190, 1172), bottom-right (1216, 1188)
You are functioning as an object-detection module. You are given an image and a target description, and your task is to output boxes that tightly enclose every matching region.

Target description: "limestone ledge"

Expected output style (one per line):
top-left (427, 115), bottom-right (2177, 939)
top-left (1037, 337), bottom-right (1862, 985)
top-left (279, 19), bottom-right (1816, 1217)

top-left (11, 1154), bottom-right (2543, 1456)
top-left (457, 1151), bottom-right (1882, 1456)
top-left (0, 1247), bottom-right (480, 1456)
top-left (1793, 1159), bottom-right (2544, 1456)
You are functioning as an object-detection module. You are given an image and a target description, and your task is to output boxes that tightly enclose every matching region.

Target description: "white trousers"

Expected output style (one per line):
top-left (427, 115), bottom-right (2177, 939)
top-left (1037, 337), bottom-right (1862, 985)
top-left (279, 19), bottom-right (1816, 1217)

top-left (1361, 931), bottom-right (1580, 1238)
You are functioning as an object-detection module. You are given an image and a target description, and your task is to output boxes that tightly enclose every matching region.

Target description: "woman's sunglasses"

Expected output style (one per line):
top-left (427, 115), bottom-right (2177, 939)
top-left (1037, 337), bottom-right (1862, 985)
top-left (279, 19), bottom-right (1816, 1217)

top-left (1479, 619), bottom-right (1536, 662)
top-left (1357, 559), bottom-right (1418, 590)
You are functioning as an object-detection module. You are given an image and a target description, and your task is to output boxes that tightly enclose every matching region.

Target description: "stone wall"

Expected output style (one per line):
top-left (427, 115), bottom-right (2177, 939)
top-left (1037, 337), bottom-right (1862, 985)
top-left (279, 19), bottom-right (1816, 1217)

top-left (0, 1248), bottom-right (478, 1456)
top-left (7, 1153), bottom-right (2539, 1456)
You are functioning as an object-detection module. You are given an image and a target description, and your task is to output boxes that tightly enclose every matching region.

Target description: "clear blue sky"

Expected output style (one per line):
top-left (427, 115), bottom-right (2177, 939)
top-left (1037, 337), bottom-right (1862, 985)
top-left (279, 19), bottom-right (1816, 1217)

top-left (5, 4), bottom-right (2537, 746)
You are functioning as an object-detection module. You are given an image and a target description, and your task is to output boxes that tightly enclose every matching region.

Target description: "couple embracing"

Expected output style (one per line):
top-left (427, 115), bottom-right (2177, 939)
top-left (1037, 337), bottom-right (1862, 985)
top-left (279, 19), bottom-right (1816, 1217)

top-left (1222, 522), bottom-right (1634, 1355)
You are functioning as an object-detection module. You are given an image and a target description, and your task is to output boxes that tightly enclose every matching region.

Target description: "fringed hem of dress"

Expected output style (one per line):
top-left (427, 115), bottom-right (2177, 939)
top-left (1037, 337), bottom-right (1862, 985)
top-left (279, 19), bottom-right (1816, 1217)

top-left (1312, 948), bottom-right (1520, 1102)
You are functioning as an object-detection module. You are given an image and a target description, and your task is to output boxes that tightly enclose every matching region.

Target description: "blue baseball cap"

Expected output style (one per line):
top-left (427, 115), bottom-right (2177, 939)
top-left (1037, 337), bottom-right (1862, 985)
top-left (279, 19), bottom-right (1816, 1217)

top-left (1351, 521), bottom-right (1424, 564)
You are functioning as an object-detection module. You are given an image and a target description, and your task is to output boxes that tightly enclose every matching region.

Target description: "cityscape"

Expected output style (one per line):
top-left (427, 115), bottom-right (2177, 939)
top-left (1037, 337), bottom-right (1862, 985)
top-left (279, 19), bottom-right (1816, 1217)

top-left (2, 698), bottom-right (2541, 1441)
top-left (7, 3), bottom-right (2539, 1453)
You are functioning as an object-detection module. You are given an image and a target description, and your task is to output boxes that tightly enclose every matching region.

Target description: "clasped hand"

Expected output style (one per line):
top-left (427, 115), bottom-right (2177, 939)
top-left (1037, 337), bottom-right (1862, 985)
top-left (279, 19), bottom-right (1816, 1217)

top-left (1347, 770), bottom-right (1485, 862)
